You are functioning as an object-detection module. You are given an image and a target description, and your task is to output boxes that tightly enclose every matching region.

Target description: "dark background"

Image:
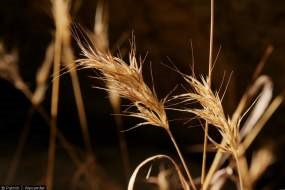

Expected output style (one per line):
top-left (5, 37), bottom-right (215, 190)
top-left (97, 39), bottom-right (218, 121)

top-left (0, 0), bottom-right (284, 189)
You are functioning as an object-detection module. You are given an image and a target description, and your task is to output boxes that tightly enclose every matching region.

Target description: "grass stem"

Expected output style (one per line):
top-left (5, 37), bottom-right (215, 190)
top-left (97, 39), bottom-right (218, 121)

top-left (234, 152), bottom-right (244, 190)
top-left (203, 142), bottom-right (224, 189)
top-left (63, 46), bottom-right (94, 157)
top-left (166, 129), bottom-right (197, 190)
top-left (47, 24), bottom-right (62, 190)
top-left (202, 0), bottom-right (214, 186)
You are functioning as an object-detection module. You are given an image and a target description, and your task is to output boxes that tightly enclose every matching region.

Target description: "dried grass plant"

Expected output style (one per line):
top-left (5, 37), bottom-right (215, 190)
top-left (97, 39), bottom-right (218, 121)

top-left (1, 0), bottom-right (283, 189)
top-left (173, 45), bottom-right (283, 190)
top-left (76, 34), bottom-right (197, 189)
top-left (174, 75), bottom-right (245, 189)
top-left (75, 0), bottom-right (284, 189)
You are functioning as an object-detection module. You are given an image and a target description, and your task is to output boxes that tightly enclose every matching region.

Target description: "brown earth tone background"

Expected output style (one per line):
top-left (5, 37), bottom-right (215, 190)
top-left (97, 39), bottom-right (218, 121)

top-left (0, 0), bottom-right (285, 189)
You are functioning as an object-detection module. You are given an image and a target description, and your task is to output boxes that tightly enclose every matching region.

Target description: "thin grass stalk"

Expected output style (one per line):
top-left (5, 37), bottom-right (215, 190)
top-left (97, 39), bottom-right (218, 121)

top-left (92, 1), bottom-right (130, 177)
top-left (237, 154), bottom-right (251, 190)
top-left (49, 44), bottom-right (95, 190)
top-left (32, 43), bottom-right (54, 105)
top-left (203, 141), bottom-right (246, 190)
top-left (233, 152), bottom-right (244, 190)
top-left (252, 45), bottom-right (273, 80)
top-left (207, 0), bottom-right (214, 85)
top-left (202, 0), bottom-right (215, 186)
top-left (47, 15), bottom-right (62, 190)
top-left (56, 0), bottom-right (93, 158)
top-left (166, 129), bottom-right (197, 190)
top-left (48, 0), bottom-right (95, 188)
top-left (63, 46), bottom-right (93, 157)
top-left (203, 147), bottom-right (224, 189)
top-left (201, 124), bottom-right (208, 185)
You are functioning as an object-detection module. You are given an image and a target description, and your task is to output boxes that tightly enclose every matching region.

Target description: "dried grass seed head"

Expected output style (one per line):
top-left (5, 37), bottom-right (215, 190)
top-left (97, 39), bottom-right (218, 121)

top-left (175, 75), bottom-right (240, 152)
top-left (77, 40), bottom-right (169, 130)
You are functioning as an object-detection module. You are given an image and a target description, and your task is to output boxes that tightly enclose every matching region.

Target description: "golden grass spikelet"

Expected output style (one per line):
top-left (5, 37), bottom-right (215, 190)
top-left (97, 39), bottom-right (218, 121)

top-left (77, 42), bottom-right (169, 130)
top-left (175, 75), bottom-right (240, 153)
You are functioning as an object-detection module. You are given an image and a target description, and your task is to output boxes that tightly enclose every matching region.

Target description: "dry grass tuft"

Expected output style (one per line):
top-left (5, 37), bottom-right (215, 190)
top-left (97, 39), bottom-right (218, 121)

top-left (1, 0), bottom-right (282, 189)
top-left (72, 1), bottom-right (284, 189)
